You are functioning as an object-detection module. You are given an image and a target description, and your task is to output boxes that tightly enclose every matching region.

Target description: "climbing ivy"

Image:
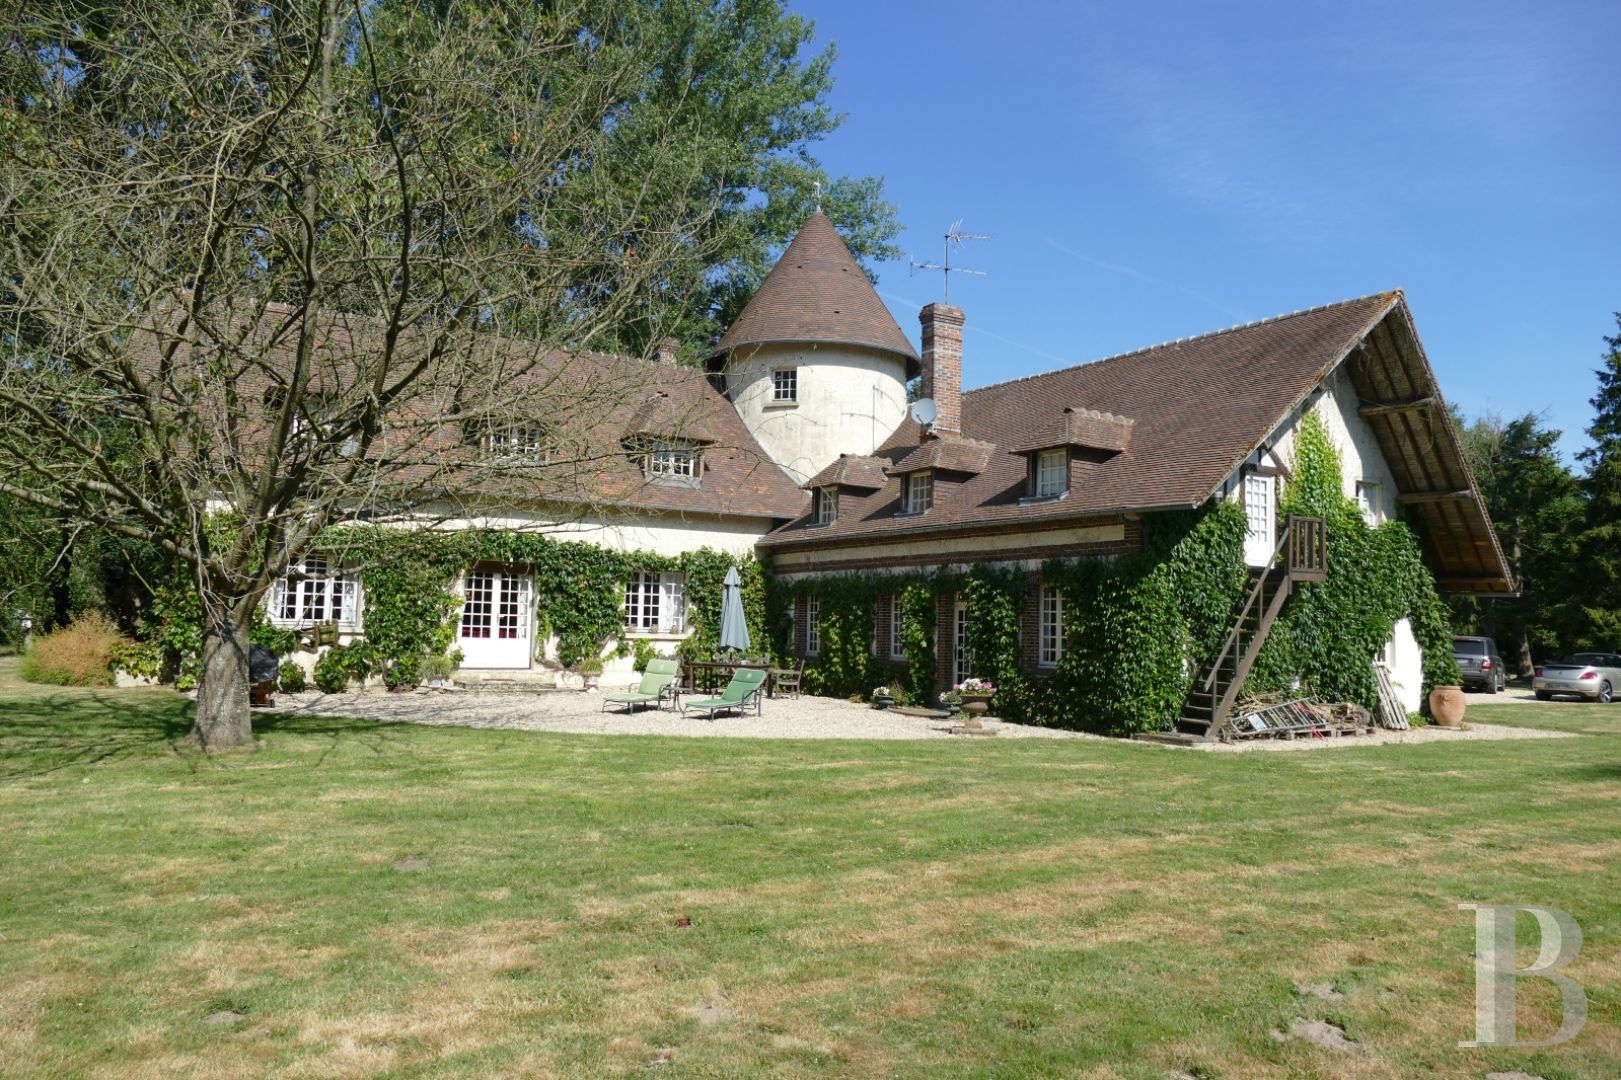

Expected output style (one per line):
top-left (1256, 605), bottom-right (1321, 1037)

top-left (1002, 504), bottom-right (1249, 735)
top-left (1247, 410), bottom-right (1460, 708)
top-left (132, 527), bottom-right (766, 687)
top-left (782, 503), bottom-right (1249, 736)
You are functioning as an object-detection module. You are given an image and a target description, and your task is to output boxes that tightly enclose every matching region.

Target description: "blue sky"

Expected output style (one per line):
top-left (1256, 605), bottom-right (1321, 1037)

top-left (799, 0), bottom-right (1619, 460)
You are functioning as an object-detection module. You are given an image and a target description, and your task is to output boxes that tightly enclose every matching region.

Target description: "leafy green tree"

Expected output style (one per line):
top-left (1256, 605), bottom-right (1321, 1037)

top-left (0, 1), bottom-right (888, 748)
top-left (1572, 315), bottom-right (1621, 648)
top-left (1452, 411), bottom-right (1582, 672)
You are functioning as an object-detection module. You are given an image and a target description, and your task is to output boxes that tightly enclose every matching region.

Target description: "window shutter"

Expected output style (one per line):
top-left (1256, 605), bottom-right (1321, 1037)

top-left (270, 577), bottom-right (288, 623)
top-left (339, 576), bottom-right (357, 628)
top-left (663, 576), bottom-right (686, 633)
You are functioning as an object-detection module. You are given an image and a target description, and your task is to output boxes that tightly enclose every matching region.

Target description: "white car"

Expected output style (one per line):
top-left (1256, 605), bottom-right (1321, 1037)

top-left (1534, 653), bottom-right (1621, 703)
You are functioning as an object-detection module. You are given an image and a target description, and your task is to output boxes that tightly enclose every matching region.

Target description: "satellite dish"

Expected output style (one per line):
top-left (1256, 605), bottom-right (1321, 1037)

top-left (910, 398), bottom-right (938, 426)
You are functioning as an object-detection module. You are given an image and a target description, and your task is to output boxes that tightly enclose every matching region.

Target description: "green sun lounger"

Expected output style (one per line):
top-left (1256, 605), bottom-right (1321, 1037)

top-left (602, 658), bottom-right (680, 714)
top-left (681, 666), bottom-right (766, 719)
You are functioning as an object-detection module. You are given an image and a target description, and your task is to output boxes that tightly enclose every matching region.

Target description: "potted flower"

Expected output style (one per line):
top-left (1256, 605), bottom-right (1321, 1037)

top-left (871, 685), bottom-right (896, 709)
top-left (577, 654), bottom-right (605, 690)
top-left (422, 653), bottom-right (456, 689)
top-left (954, 678), bottom-right (997, 717)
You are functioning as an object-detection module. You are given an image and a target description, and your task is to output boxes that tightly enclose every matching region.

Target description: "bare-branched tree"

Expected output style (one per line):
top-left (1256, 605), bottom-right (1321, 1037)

top-left (0, 1), bottom-right (742, 747)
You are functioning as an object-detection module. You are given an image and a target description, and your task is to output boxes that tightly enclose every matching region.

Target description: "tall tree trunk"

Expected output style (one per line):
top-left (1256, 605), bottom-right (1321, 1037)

top-left (190, 605), bottom-right (256, 750)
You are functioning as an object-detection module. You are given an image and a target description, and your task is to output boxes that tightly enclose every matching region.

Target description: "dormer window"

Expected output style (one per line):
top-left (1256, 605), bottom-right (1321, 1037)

top-left (1032, 448), bottom-right (1067, 498)
top-left (482, 423), bottom-right (551, 462)
top-left (771, 368), bottom-right (798, 403)
top-left (816, 486), bottom-right (837, 525)
top-left (647, 441), bottom-right (698, 481)
top-left (904, 470), bottom-right (933, 514)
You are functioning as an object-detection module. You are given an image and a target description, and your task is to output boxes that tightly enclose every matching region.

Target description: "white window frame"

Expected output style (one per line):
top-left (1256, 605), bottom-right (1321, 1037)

top-left (806, 595), bottom-right (821, 656)
top-left (624, 571), bottom-right (686, 634)
top-left (1034, 448), bottom-right (1067, 498)
top-left (647, 443), bottom-right (697, 480)
top-left (888, 596), bottom-right (905, 660)
top-left (1039, 585), bottom-right (1064, 668)
top-left (1356, 480), bottom-right (1382, 525)
top-left (771, 367), bottom-right (798, 403)
top-left (269, 555), bottom-right (360, 631)
top-left (483, 423), bottom-right (550, 462)
top-left (816, 486), bottom-right (837, 526)
top-left (905, 470), bottom-right (933, 514)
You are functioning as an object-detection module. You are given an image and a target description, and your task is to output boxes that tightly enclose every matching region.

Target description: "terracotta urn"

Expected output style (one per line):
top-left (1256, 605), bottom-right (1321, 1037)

top-left (1429, 684), bottom-right (1466, 728)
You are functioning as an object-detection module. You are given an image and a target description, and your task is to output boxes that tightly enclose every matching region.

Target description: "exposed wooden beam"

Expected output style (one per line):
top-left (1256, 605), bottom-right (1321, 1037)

top-left (1397, 489), bottom-right (1475, 505)
top-left (1434, 577), bottom-right (1518, 595)
top-left (1358, 396), bottom-right (1437, 418)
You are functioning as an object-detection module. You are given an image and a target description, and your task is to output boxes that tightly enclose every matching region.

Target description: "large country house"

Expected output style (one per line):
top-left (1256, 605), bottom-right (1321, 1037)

top-left (271, 212), bottom-right (1512, 732)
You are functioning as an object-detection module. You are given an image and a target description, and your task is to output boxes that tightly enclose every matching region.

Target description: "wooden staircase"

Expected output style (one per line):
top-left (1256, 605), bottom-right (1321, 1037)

top-left (1177, 515), bottom-right (1327, 739)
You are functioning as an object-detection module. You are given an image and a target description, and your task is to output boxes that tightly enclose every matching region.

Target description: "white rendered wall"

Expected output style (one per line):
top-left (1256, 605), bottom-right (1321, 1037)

top-left (426, 505), bottom-right (770, 559)
top-left (1263, 364), bottom-right (1400, 522)
top-left (1223, 360), bottom-right (1421, 703)
top-left (1385, 617), bottom-right (1424, 713)
top-left (723, 342), bottom-right (910, 483)
top-left (278, 506), bottom-right (771, 682)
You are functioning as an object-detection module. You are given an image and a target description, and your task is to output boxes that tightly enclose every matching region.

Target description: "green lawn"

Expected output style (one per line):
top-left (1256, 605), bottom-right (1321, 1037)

top-left (1, 660), bottom-right (1616, 1079)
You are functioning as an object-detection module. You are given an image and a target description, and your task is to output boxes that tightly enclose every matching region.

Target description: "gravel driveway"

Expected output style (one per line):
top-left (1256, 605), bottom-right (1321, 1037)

top-left (266, 685), bottom-right (1570, 749)
top-left (266, 687), bottom-right (1087, 741)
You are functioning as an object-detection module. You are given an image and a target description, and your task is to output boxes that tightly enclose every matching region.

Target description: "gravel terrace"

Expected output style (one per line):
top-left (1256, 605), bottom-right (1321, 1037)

top-left (266, 686), bottom-right (1570, 747)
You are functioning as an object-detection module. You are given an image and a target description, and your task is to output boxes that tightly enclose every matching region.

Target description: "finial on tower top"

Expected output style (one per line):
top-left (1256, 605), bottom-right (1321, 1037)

top-left (812, 181), bottom-right (822, 214)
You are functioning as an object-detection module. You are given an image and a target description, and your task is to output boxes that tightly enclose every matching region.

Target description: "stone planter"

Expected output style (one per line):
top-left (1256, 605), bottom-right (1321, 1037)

top-left (959, 693), bottom-right (993, 717)
top-left (1429, 684), bottom-right (1466, 728)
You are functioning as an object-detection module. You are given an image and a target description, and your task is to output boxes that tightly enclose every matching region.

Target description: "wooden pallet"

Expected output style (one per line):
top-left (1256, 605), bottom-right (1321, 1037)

top-left (1223, 699), bottom-right (1334, 740)
top-left (1372, 661), bottom-right (1410, 729)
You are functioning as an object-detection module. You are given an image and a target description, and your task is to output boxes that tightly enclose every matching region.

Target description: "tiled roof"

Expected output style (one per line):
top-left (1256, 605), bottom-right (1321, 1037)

top-left (886, 435), bottom-right (995, 477)
top-left (136, 301), bottom-right (806, 523)
top-left (711, 213), bottom-right (920, 377)
top-left (761, 294), bottom-right (1402, 546)
top-left (801, 454), bottom-right (888, 491)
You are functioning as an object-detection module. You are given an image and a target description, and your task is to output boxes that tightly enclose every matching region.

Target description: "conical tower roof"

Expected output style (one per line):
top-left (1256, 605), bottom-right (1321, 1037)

top-left (712, 213), bottom-right (920, 377)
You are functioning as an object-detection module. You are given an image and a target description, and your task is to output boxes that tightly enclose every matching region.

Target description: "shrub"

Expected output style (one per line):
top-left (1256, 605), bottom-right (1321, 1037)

top-left (19, 612), bottom-right (130, 687)
top-left (383, 654), bottom-right (420, 690)
top-left (313, 646), bottom-right (351, 694)
top-left (278, 664), bottom-right (308, 693)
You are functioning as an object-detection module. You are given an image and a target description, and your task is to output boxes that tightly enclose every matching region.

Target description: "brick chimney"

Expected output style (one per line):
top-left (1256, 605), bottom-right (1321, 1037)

top-left (653, 336), bottom-right (680, 365)
top-left (919, 303), bottom-right (964, 435)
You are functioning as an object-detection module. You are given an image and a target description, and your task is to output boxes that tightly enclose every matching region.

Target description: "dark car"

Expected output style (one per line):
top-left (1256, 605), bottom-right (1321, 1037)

top-left (1453, 636), bottom-right (1506, 693)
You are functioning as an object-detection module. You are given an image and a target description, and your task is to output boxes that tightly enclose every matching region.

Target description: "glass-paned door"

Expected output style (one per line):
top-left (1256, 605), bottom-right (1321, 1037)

top-left (1243, 473), bottom-right (1276, 567)
top-left (458, 569), bottom-right (533, 668)
top-left (954, 600), bottom-right (972, 686)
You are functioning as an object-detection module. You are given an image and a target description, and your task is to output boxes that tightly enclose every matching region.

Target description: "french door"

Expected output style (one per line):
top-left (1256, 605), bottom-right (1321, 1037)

top-left (954, 600), bottom-right (971, 687)
top-left (458, 569), bottom-right (533, 669)
top-left (1243, 473), bottom-right (1277, 567)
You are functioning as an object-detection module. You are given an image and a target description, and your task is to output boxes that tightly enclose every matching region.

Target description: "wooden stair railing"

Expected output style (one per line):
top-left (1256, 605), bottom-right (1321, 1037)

top-left (1178, 515), bottom-right (1326, 739)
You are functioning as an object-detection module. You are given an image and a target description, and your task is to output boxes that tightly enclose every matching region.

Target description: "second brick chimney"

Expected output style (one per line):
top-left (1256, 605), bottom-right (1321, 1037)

top-left (919, 303), bottom-right (964, 436)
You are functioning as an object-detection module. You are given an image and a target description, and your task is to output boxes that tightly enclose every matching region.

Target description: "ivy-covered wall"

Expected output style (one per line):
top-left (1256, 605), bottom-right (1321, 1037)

top-left (782, 411), bottom-right (1460, 735)
top-left (781, 504), bottom-right (1250, 735)
top-left (1246, 410), bottom-right (1461, 707)
top-left (131, 528), bottom-right (769, 688)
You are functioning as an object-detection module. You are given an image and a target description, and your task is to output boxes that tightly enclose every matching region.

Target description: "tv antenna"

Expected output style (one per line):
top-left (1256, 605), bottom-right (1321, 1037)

top-left (911, 220), bottom-right (991, 302)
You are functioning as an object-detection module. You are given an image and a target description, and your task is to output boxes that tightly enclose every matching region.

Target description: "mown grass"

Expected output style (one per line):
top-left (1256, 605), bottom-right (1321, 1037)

top-left (0, 658), bottom-right (1617, 1079)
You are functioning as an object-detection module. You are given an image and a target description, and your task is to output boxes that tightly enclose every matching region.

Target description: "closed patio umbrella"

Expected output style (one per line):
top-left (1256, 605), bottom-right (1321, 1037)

top-left (717, 566), bottom-right (751, 654)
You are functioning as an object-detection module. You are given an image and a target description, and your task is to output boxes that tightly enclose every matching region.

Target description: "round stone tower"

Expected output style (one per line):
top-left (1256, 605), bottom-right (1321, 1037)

top-left (708, 213), bottom-right (919, 483)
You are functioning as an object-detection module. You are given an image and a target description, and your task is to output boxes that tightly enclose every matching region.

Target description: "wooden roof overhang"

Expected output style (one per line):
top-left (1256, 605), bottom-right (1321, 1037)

top-left (1341, 300), bottom-right (1515, 595)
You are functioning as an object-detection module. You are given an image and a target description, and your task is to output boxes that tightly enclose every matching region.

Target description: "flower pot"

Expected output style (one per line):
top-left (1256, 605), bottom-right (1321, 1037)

top-left (872, 696), bottom-right (895, 710)
top-left (959, 693), bottom-right (992, 717)
top-left (1429, 684), bottom-right (1466, 728)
